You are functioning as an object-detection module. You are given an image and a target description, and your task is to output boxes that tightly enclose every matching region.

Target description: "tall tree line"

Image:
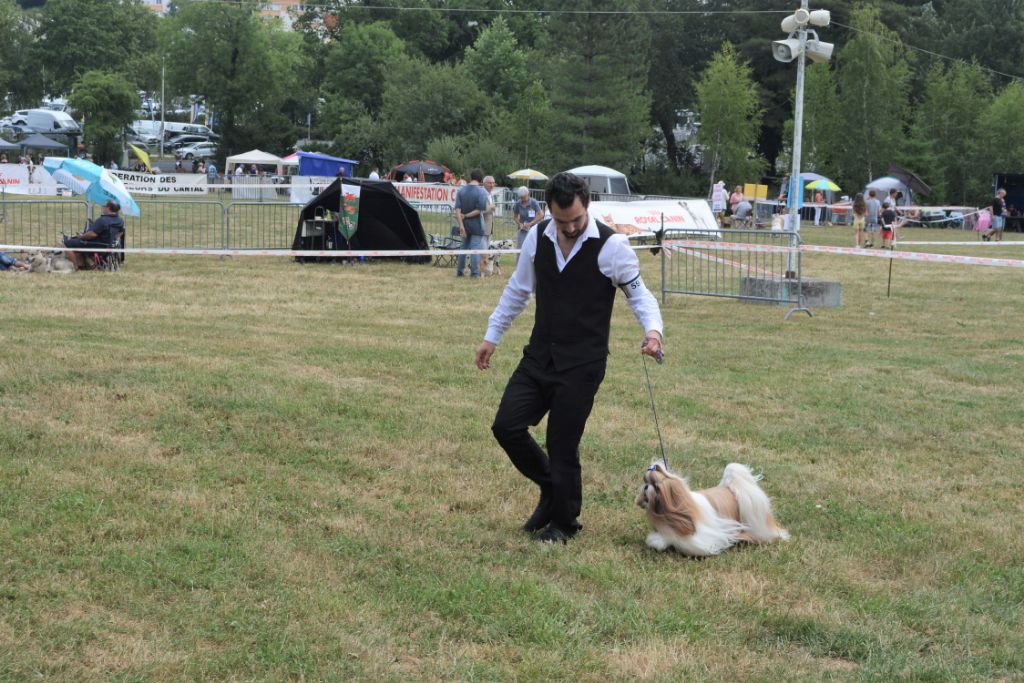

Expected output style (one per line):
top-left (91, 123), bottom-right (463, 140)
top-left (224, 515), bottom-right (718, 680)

top-left (3, 0), bottom-right (1023, 202)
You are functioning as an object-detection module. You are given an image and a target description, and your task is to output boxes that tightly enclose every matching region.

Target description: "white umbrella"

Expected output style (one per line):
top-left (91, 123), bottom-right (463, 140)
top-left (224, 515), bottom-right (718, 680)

top-left (508, 168), bottom-right (548, 181)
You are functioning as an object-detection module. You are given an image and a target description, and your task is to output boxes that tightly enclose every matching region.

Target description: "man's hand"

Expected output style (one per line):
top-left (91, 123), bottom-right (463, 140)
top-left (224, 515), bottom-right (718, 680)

top-left (640, 330), bottom-right (663, 363)
top-left (476, 341), bottom-right (496, 370)
top-left (458, 225), bottom-right (466, 238)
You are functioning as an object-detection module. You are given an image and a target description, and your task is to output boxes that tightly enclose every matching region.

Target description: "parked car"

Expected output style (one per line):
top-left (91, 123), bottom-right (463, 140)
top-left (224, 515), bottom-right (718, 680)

top-left (175, 142), bottom-right (217, 160)
top-left (129, 131), bottom-right (161, 146)
top-left (167, 134), bottom-right (211, 150)
top-left (0, 122), bottom-right (33, 138)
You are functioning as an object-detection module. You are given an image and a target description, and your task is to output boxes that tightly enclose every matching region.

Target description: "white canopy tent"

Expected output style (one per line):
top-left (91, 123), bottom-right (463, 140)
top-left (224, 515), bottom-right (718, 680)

top-left (566, 164), bottom-right (630, 195)
top-left (865, 176), bottom-right (913, 205)
top-left (225, 149), bottom-right (286, 175)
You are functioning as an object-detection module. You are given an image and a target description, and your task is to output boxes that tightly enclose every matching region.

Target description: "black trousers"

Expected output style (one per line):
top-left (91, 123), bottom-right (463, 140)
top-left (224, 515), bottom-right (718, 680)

top-left (491, 353), bottom-right (607, 529)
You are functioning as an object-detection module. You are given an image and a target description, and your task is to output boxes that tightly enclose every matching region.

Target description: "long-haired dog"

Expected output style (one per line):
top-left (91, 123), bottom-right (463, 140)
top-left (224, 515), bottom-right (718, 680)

top-left (481, 239), bottom-right (515, 277)
top-left (636, 462), bottom-right (789, 556)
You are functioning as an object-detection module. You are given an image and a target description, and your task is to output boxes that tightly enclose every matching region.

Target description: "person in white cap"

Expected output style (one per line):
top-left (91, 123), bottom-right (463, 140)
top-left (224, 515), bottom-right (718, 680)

top-left (512, 186), bottom-right (544, 251)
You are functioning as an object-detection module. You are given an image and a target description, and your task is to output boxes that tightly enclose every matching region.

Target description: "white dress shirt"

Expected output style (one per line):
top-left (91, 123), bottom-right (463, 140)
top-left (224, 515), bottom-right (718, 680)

top-left (485, 216), bottom-right (664, 345)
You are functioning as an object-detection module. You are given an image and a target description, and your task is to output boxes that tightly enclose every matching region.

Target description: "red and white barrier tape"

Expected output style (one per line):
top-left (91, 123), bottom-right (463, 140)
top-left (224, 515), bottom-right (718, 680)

top-left (664, 240), bottom-right (1024, 269)
top-left (5, 240), bottom-right (1023, 269)
top-left (895, 240), bottom-right (1024, 246)
top-left (0, 245), bottom-right (523, 258)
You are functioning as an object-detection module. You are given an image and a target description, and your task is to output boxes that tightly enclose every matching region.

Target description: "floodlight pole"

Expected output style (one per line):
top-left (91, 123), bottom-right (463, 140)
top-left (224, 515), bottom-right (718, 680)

top-left (785, 0), bottom-right (809, 279)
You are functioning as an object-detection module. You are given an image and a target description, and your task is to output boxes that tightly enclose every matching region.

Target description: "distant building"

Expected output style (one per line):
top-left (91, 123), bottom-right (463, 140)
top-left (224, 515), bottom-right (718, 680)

top-left (144, 0), bottom-right (307, 26)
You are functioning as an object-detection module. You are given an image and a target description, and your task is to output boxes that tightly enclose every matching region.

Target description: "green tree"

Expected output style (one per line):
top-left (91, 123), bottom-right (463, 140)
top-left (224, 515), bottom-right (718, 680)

top-left (33, 0), bottom-right (158, 95)
top-left (462, 17), bottom-right (531, 109)
top-left (319, 98), bottom-right (388, 169)
top-left (908, 61), bottom-right (992, 204)
top-left (164, 1), bottom-right (312, 159)
top-left (68, 70), bottom-right (136, 165)
top-left (322, 21), bottom-right (406, 114)
top-left (694, 43), bottom-right (766, 193)
top-left (540, 0), bottom-right (651, 172)
top-left (975, 81), bottom-right (1024, 199)
top-left (378, 57), bottom-right (490, 162)
top-left (0, 0), bottom-right (39, 109)
top-left (833, 4), bottom-right (911, 187)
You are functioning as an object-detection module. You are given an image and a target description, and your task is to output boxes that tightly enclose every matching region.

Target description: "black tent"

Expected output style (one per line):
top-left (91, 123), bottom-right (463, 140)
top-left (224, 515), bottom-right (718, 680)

top-left (0, 137), bottom-right (19, 152)
top-left (292, 178), bottom-right (430, 263)
top-left (19, 133), bottom-right (69, 154)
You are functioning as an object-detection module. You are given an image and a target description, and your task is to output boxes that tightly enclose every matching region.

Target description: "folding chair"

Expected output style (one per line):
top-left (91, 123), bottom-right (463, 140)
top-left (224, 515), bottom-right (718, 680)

top-left (90, 229), bottom-right (124, 272)
top-left (431, 223), bottom-right (462, 268)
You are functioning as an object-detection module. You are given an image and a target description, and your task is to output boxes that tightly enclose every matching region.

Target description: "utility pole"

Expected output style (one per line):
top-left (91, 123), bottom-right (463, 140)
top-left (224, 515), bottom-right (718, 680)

top-left (160, 60), bottom-right (166, 161)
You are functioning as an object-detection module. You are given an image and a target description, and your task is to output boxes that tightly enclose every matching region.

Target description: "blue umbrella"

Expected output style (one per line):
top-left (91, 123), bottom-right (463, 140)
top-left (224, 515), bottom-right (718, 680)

top-left (42, 157), bottom-right (140, 216)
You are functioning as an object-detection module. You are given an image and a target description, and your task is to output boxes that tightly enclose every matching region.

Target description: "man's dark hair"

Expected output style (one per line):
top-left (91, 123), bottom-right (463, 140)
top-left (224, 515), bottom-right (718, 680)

top-left (470, 168), bottom-right (484, 182)
top-left (545, 172), bottom-right (589, 209)
top-left (105, 200), bottom-right (120, 213)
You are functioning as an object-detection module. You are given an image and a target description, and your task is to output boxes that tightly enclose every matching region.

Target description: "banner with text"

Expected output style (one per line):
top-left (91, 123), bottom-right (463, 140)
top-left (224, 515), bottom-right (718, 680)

top-left (111, 170), bottom-right (207, 195)
top-left (289, 176), bottom-right (336, 205)
top-left (0, 163), bottom-right (59, 196)
top-left (589, 199), bottom-right (719, 236)
top-left (392, 181), bottom-right (460, 208)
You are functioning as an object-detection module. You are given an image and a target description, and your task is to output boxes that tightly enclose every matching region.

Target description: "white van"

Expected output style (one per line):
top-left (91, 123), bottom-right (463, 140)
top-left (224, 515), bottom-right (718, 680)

top-left (12, 108), bottom-right (81, 134)
top-left (133, 120), bottom-right (214, 139)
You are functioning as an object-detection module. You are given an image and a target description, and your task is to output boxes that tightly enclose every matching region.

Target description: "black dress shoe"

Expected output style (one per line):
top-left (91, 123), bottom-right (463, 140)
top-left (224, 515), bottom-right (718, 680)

top-left (534, 522), bottom-right (582, 544)
top-left (522, 495), bottom-right (553, 533)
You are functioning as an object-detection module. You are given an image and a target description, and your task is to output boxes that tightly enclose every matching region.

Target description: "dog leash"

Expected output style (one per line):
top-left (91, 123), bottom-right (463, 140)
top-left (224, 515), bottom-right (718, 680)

top-left (641, 339), bottom-right (668, 470)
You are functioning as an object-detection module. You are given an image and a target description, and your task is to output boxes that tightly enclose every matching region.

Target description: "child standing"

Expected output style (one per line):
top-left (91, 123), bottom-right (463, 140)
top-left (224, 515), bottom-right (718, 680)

top-left (852, 192), bottom-right (867, 247)
top-left (880, 200), bottom-right (898, 249)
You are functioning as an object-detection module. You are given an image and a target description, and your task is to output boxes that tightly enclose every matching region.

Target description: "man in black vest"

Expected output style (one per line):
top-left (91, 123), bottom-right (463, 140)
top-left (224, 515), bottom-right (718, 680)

top-left (475, 172), bottom-right (664, 543)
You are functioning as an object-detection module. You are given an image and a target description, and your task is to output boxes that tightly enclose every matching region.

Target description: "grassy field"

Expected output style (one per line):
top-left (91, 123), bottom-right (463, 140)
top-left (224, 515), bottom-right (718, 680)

top-left (1, 225), bottom-right (1022, 681)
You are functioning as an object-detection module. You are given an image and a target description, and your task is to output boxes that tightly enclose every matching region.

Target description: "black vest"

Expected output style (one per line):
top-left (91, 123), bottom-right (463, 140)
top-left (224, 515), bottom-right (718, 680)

top-left (526, 220), bottom-right (617, 371)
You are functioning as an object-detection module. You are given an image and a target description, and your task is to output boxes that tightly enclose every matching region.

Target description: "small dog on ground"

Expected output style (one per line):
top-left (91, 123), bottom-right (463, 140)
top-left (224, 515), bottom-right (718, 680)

top-left (27, 250), bottom-right (76, 273)
top-left (636, 462), bottom-right (789, 556)
top-left (482, 239), bottom-right (515, 277)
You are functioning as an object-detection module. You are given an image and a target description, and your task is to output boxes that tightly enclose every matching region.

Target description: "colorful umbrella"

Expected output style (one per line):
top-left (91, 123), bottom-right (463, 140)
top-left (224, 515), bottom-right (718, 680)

top-left (508, 168), bottom-right (549, 181)
top-left (42, 157), bottom-right (140, 216)
top-left (805, 178), bottom-right (840, 192)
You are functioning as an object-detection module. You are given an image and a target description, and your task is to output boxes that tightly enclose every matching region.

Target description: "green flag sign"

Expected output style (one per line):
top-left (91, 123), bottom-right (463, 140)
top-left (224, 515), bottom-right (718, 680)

top-left (339, 182), bottom-right (361, 239)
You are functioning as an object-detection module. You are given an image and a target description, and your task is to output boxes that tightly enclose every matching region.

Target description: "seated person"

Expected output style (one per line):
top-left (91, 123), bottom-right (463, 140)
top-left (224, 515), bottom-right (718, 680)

top-left (63, 200), bottom-right (124, 269)
top-left (0, 252), bottom-right (29, 271)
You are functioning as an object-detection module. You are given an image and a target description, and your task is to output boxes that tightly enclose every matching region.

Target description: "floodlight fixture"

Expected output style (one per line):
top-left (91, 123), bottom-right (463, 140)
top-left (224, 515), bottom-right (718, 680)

top-left (805, 37), bottom-right (834, 63)
top-left (808, 9), bottom-right (830, 27)
top-left (772, 37), bottom-right (802, 63)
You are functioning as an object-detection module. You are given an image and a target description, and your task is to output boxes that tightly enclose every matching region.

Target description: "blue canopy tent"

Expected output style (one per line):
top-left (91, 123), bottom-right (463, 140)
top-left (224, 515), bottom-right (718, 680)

top-left (297, 151), bottom-right (358, 177)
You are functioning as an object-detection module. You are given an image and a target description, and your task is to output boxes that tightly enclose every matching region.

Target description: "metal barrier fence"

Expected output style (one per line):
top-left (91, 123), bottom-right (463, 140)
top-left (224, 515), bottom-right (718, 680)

top-left (225, 201), bottom-right (297, 249)
top-left (661, 228), bottom-right (809, 318)
top-left (0, 197), bottom-right (90, 247)
top-left (122, 200), bottom-right (226, 250)
top-left (0, 197), bottom-right (452, 252)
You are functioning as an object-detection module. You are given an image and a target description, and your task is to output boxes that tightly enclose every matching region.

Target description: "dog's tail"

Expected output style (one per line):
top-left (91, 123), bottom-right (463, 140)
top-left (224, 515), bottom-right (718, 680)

top-left (720, 463), bottom-right (789, 542)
